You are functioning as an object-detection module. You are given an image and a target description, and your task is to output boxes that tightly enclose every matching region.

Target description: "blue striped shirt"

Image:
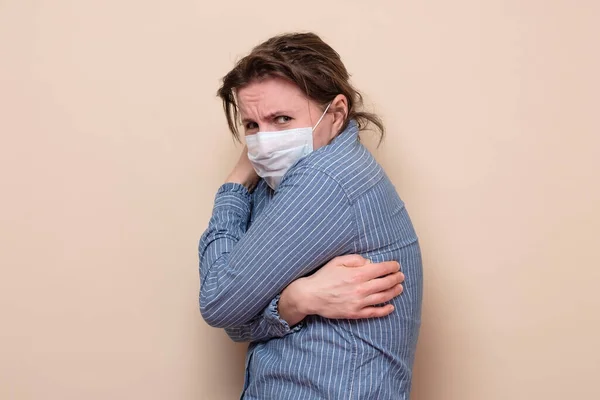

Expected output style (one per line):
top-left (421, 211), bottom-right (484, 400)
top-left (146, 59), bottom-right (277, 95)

top-left (199, 120), bottom-right (423, 399)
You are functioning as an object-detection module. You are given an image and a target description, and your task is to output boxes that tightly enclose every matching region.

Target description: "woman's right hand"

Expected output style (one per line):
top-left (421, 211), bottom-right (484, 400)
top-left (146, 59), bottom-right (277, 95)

top-left (225, 146), bottom-right (260, 192)
top-left (278, 255), bottom-right (404, 327)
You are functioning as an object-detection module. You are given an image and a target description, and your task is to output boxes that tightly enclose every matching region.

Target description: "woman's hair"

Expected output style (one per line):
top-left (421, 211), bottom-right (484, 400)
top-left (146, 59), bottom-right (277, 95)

top-left (217, 32), bottom-right (384, 141)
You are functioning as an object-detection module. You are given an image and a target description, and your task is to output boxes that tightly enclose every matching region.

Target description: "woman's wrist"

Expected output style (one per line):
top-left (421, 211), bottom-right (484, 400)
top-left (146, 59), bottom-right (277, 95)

top-left (278, 279), bottom-right (311, 327)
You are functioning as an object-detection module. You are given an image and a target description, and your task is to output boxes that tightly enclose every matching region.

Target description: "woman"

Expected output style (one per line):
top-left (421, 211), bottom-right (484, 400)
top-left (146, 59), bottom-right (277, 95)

top-left (199, 32), bottom-right (423, 399)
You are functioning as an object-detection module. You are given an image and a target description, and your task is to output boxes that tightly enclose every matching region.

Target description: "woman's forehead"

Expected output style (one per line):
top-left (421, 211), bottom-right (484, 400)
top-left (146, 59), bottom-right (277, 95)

top-left (237, 77), bottom-right (309, 114)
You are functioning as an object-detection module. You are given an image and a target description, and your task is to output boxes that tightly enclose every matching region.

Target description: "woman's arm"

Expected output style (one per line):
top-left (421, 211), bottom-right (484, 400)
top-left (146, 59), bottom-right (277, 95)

top-left (278, 255), bottom-right (404, 325)
top-left (222, 255), bottom-right (405, 342)
top-left (199, 165), bottom-right (357, 328)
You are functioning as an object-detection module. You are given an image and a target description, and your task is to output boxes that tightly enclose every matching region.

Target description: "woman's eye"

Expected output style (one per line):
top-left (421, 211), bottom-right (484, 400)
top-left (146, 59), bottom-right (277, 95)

top-left (275, 115), bottom-right (292, 124)
top-left (245, 122), bottom-right (258, 130)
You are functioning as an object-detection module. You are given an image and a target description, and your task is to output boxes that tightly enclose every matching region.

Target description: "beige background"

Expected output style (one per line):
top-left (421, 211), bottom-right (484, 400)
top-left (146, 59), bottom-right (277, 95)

top-left (1, 1), bottom-right (599, 399)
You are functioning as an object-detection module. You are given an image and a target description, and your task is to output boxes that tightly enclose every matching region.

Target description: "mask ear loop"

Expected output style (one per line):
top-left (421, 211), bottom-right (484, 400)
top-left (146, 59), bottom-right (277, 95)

top-left (313, 102), bottom-right (332, 130)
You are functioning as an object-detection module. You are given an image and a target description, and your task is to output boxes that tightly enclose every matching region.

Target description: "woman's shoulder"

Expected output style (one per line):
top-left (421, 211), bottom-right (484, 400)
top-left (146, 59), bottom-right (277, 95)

top-left (300, 142), bottom-right (386, 201)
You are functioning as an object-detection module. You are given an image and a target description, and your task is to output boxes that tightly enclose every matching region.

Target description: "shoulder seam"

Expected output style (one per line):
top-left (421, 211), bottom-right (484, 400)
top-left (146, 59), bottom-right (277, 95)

top-left (294, 165), bottom-right (353, 204)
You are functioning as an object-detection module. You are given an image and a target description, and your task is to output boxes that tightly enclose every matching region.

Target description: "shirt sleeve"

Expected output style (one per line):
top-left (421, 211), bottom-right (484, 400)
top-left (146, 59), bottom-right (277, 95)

top-left (198, 166), bottom-right (356, 328)
top-left (223, 295), bottom-right (303, 343)
top-left (197, 183), bottom-right (295, 341)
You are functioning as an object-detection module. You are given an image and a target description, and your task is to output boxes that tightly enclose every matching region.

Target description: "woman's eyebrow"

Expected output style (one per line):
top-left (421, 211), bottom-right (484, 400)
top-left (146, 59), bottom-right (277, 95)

top-left (242, 110), bottom-right (294, 124)
top-left (265, 110), bottom-right (293, 118)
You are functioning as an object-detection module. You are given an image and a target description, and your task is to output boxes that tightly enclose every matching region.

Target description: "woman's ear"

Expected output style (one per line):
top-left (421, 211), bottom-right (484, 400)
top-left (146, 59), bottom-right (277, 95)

top-left (330, 94), bottom-right (348, 135)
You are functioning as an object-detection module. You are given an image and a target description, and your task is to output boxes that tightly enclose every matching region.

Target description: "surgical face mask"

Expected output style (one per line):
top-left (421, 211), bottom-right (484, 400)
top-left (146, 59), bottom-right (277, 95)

top-left (245, 103), bottom-right (331, 190)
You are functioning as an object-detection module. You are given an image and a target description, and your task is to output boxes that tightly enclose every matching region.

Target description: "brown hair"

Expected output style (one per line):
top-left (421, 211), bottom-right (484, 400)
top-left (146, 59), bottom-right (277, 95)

top-left (217, 32), bottom-right (384, 142)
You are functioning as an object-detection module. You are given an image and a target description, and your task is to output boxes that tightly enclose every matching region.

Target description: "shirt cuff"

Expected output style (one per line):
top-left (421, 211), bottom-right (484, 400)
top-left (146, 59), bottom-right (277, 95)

top-left (264, 295), bottom-right (304, 336)
top-left (213, 183), bottom-right (252, 214)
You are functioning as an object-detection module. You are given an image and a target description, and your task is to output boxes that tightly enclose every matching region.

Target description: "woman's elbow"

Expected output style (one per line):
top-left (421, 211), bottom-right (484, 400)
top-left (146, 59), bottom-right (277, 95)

top-left (199, 294), bottom-right (255, 328)
top-left (199, 296), bottom-right (227, 328)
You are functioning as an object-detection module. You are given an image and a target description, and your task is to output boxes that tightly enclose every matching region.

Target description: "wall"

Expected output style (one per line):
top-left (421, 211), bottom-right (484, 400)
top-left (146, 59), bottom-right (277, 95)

top-left (1, 1), bottom-right (598, 399)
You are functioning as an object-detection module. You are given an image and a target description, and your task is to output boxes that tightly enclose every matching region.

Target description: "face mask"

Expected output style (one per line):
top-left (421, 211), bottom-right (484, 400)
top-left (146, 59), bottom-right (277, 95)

top-left (245, 103), bottom-right (331, 190)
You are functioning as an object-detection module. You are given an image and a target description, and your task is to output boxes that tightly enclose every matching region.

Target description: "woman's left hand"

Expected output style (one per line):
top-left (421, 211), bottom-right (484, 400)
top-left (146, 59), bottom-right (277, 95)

top-left (226, 146), bottom-right (259, 192)
top-left (278, 255), bottom-right (404, 327)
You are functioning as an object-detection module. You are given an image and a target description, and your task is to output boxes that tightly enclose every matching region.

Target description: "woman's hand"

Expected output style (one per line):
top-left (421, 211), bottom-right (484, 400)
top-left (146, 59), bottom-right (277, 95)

top-left (226, 146), bottom-right (259, 192)
top-left (278, 255), bottom-right (404, 327)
